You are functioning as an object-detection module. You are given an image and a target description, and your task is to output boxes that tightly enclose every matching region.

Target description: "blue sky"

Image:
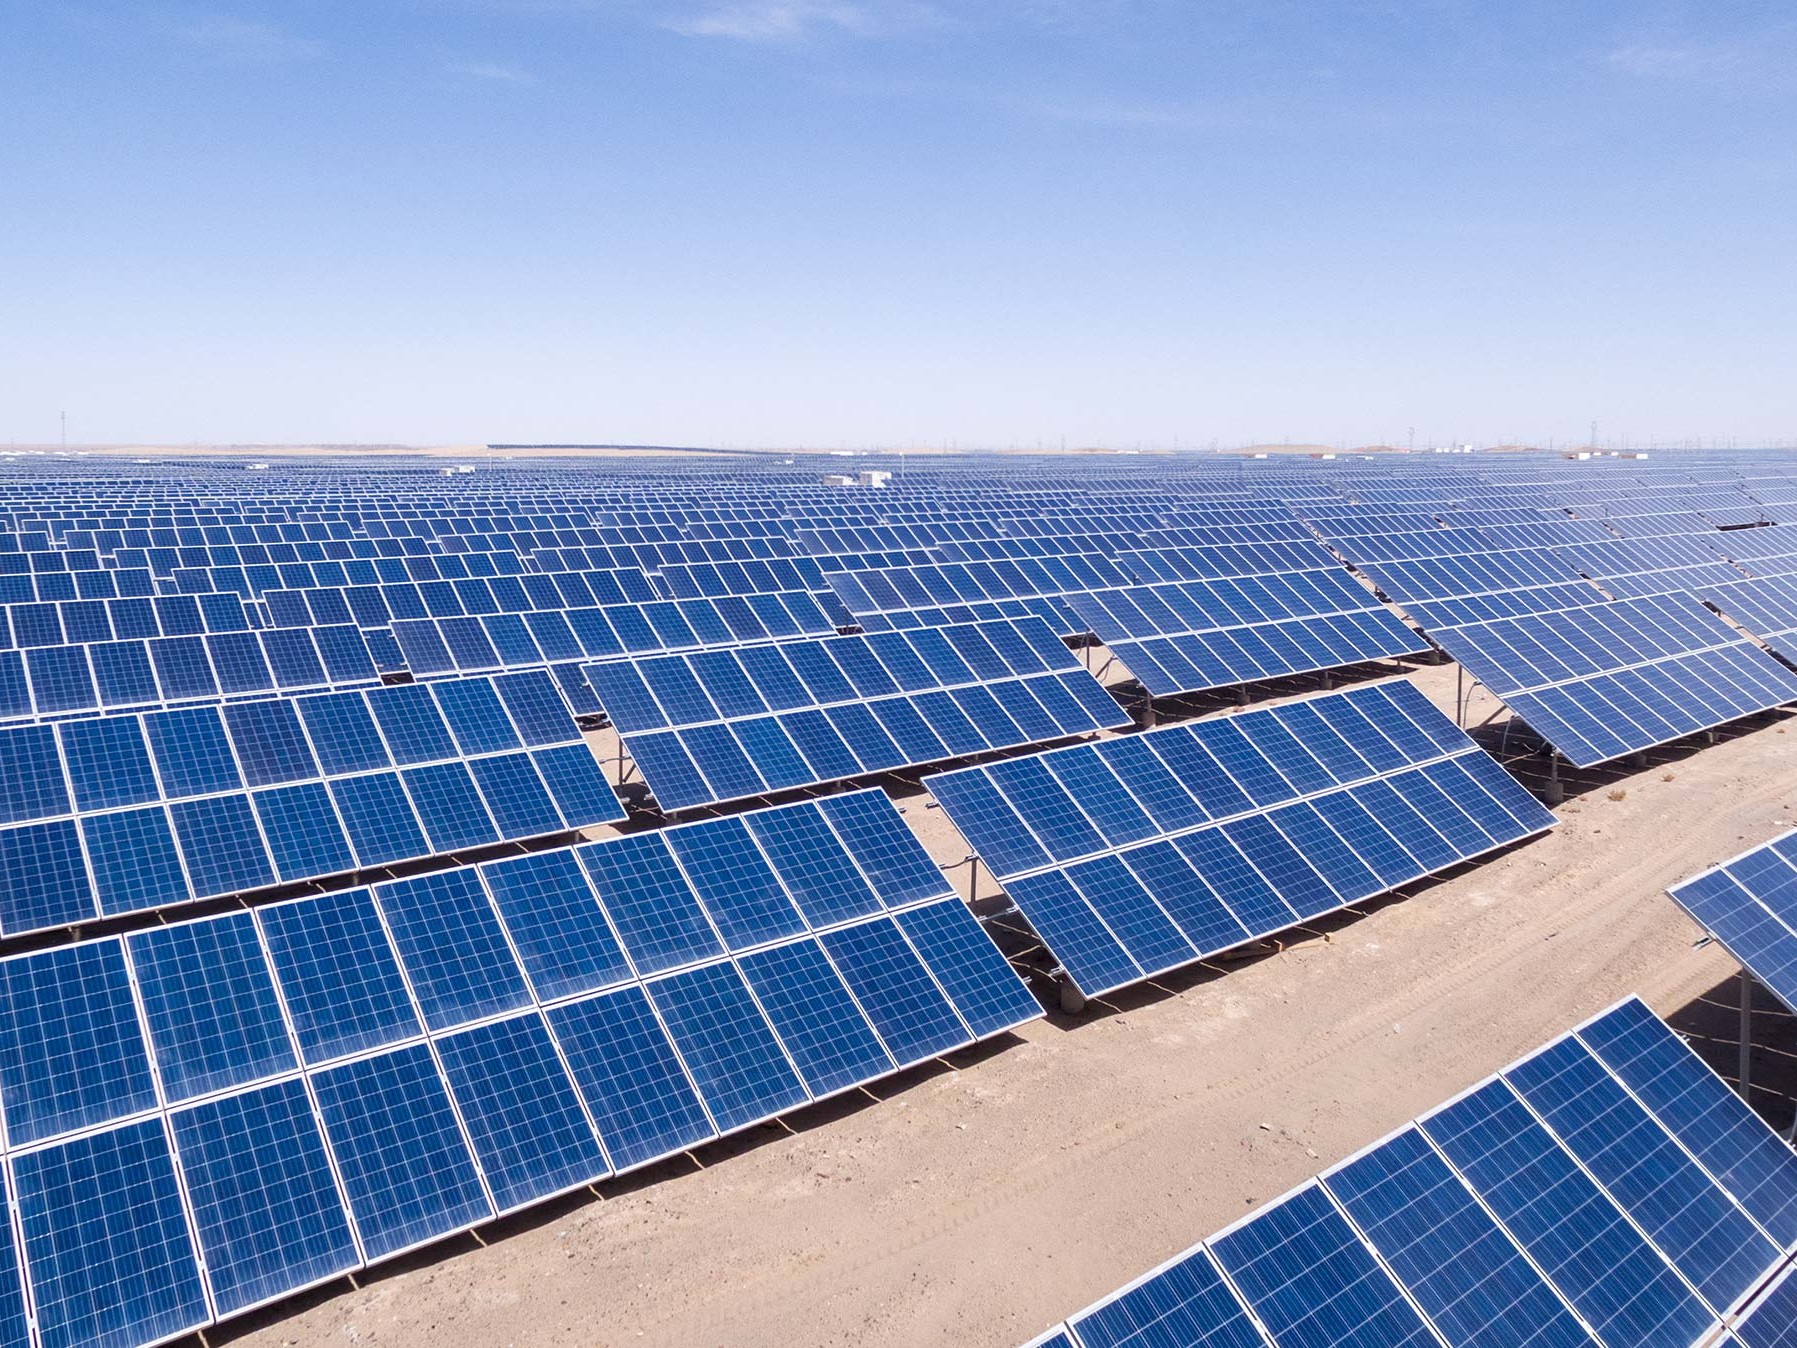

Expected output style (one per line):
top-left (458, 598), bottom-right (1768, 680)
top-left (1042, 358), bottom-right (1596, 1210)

top-left (3, 2), bottom-right (1792, 448)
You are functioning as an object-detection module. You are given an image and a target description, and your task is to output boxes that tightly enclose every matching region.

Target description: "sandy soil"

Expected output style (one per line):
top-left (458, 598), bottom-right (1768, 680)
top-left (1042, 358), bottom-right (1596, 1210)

top-left (217, 659), bottom-right (1797, 1348)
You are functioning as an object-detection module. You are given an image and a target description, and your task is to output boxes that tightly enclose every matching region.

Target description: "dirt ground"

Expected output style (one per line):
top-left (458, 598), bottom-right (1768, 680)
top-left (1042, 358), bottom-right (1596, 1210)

top-left (219, 659), bottom-right (1797, 1348)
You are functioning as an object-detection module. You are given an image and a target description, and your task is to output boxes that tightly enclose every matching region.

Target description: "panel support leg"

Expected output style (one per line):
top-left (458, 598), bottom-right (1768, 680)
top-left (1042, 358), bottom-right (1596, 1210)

top-left (1740, 971), bottom-right (1754, 1102)
top-left (1456, 664), bottom-right (1464, 726)
top-left (1059, 980), bottom-right (1087, 1015)
top-left (1235, 686), bottom-right (1249, 706)
top-left (1544, 753), bottom-right (1564, 806)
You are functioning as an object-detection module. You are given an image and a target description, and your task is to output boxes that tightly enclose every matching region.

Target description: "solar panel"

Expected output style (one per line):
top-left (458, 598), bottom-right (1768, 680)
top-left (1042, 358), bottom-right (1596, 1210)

top-left (826, 554), bottom-right (1134, 634)
top-left (1669, 828), bottom-right (1797, 1018)
top-left (1067, 571), bottom-right (1424, 697)
top-left (0, 668), bottom-right (624, 936)
top-left (587, 616), bottom-right (1130, 811)
top-left (360, 590), bottom-right (836, 677)
top-left (1028, 998), bottom-right (1797, 1348)
top-left (928, 679), bottom-right (1555, 1000)
top-left (0, 623), bottom-right (383, 723)
top-left (0, 788), bottom-right (1037, 1348)
top-left (1704, 576), bottom-right (1797, 666)
top-left (1430, 593), bottom-right (1797, 766)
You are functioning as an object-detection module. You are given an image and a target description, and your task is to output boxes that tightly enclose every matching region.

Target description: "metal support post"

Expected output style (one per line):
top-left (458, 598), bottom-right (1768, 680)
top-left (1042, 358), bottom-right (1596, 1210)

top-left (1740, 971), bottom-right (1754, 1101)
top-left (1544, 753), bottom-right (1564, 806)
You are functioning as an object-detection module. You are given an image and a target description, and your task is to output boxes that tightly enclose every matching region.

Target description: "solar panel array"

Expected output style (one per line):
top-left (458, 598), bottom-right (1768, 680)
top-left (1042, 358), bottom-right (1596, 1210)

top-left (0, 789), bottom-right (1037, 1348)
top-left (1066, 570), bottom-right (1424, 698)
top-left (586, 616), bottom-right (1131, 811)
top-left (1025, 997), bottom-right (1797, 1348)
top-left (0, 668), bottom-right (624, 936)
top-left (1669, 827), bottom-right (1797, 1016)
top-left (928, 680), bottom-right (1555, 999)
top-left (10, 450), bottom-right (1797, 1348)
top-left (1429, 593), bottom-right (1797, 766)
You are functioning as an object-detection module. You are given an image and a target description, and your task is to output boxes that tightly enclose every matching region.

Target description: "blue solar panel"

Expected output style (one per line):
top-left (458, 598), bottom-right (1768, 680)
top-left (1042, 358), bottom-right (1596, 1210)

top-left (1431, 594), bottom-right (1797, 767)
top-left (546, 986), bottom-right (716, 1171)
top-left (1069, 569), bottom-right (1424, 698)
top-left (1027, 998), bottom-right (1797, 1348)
top-left (1323, 1127), bottom-right (1600, 1348)
top-left (1671, 830), bottom-right (1797, 1025)
top-left (434, 1013), bottom-right (608, 1211)
top-left (0, 940), bottom-right (157, 1147)
top-left (128, 912), bottom-right (296, 1100)
top-left (648, 960), bottom-right (809, 1130)
top-left (1213, 1183), bottom-right (1439, 1346)
top-left (1420, 1078), bottom-right (1716, 1345)
top-left (738, 939), bottom-right (897, 1095)
top-left (588, 616), bottom-right (1127, 811)
top-left (0, 669), bottom-right (623, 936)
top-left (1577, 996), bottom-right (1797, 1249)
top-left (12, 1118), bottom-right (210, 1348)
top-left (931, 680), bottom-right (1554, 999)
top-left (1503, 1035), bottom-right (1777, 1312)
top-left (0, 780), bottom-right (1034, 1348)
top-left (1067, 1246), bottom-right (1266, 1348)
top-left (170, 1078), bottom-right (359, 1316)
top-left (480, 849), bottom-right (633, 1000)
top-left (257, 886), bottom-right (423, 1063)
top-left (374, 869), bottom-right (532, 1031)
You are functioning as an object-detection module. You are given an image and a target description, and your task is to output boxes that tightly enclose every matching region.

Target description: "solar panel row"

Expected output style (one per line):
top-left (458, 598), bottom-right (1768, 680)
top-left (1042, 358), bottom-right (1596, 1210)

top-left (0, 669), bottom-right (623, 935)
top-left (655, 556), bottom-right (826, 599)
top-left (1704, 576), bottom-right (1797, 664)
top-left (0, 565), bottom-right (158, 605)
top-left (929, 680), bottom-right (1555, 999)
top-left (1067, 571), bottom-right (1423, 698)
top-left (1115, 540), bottom-right (1346, 583)
top-left (270, 583), bottom-right (829, 652)
top-left (826, 555), bottom-right (1134, 633)
top-left (1028, 998), bottom-right (1797, 1348)
top-left (0, 790), bottom-right (1036, 1348)
top-left (588, 617), bottom-right (1130, 811)
top-left (0, 590), bottom-right (252, 648)
top-left (0, 623), bottom-right (382, 723)
top-left (259, 567), bottom-right (658, 627)
top-left (380, 589), bottom-right (838, 681)
top-left (1431, 593), bottom-right (1797, 766)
